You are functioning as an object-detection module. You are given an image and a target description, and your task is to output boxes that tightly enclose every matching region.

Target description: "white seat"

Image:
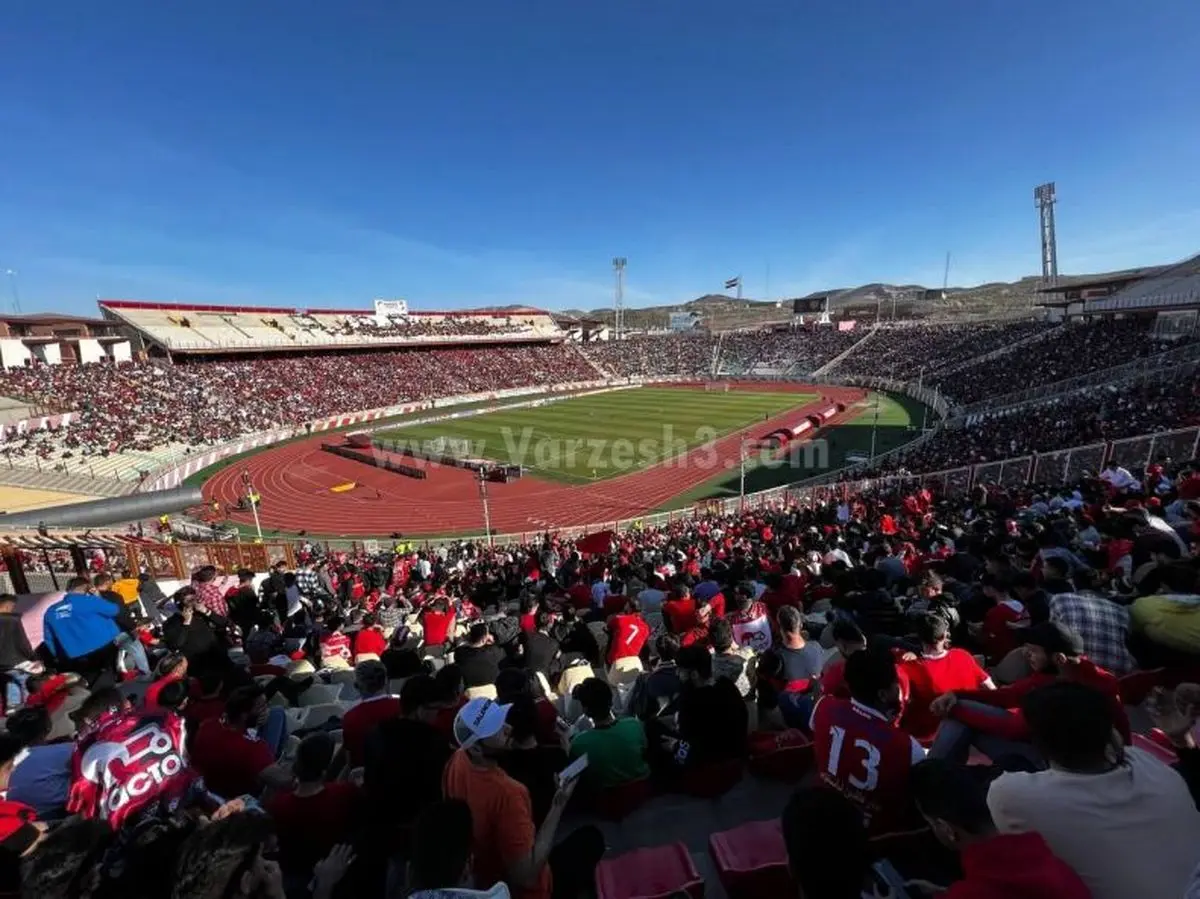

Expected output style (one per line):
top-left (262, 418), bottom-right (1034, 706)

top-left (335, 682), bottom-right (361, 701)
top-left (327, 670), bottom-right (358, 687)
top-left (607, 657), bottom-right (644, 688)
top-left (284, 707), bottom-right (310, 732)
top-left (297, 684), bottom-right (340, 706)
top-left (465, 684), bottom-right (498, 701)
top-left (297, 703), bottom-right (343, 731)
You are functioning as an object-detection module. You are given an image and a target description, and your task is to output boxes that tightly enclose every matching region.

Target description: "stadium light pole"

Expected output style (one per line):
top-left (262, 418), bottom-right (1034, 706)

top-left (612, 257), bottom-right (627, 341)
top-left (869, 391), bottom-right (881, 462)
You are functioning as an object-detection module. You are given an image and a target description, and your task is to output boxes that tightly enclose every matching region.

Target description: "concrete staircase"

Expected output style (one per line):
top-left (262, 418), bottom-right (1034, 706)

top-left (809, 325), bottom-right (878, 378)
top-left (0, 466), bottom-right (133, 497)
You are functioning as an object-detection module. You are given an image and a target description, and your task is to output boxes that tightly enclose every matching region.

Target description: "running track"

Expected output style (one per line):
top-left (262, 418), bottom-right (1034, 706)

top-left (204, 383), bottom-right (866, 537)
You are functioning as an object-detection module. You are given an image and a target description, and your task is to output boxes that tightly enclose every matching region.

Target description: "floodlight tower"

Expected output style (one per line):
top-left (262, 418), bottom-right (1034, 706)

top-left (1034, 183), bottom-right (1059, 286)
top-left (612, 257), bottom-right (627, 340)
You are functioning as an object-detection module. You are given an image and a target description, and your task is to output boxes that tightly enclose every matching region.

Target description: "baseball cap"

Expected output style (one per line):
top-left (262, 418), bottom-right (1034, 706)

top-left (1023, 621), bottom-right (1084, 657)
top-left (453, 697), bottom-right (513, 748)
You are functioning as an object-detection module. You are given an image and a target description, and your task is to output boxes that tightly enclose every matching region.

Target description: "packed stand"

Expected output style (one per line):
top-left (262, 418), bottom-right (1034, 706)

top-left (0, 343), bottom-right (597, 463)
top-left (333, 314), bottom-right (528, 339)
top-left (716, 326), bottom-right (862, 374)
top-left (876, 376), bottom-right (1200, 476)
top-left (932, 317), bottom-right (1199, 407)
top-left (12, 451), bottom-right (1200, 898)
top-left (582, 333), bottom-right (717, 377)
top-left (832, 320), bottom-right (1056, 380)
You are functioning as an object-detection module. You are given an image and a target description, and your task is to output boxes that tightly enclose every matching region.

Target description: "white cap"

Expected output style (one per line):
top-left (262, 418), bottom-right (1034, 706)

top-left (453, 698), bottom-right (513, 749)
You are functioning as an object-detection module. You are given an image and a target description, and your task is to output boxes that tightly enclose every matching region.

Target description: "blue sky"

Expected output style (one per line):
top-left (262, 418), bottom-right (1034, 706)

top-left (1, 0), bottom-right (1198, 315)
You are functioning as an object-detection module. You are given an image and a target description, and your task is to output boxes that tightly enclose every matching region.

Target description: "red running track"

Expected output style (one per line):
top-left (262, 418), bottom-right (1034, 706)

top-left (204, 383), bottom-right (866, 537)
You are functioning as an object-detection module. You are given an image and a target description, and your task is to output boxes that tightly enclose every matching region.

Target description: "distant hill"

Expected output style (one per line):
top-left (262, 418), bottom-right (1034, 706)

top-left (558, 276), bottom-right (1048, 331)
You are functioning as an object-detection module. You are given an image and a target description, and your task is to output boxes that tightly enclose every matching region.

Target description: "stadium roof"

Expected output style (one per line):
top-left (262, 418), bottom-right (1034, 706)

top-left (1083, 252), bottom-right (1200, 314)
top-left (97, 299), bottom-right (548, 317)
top-left (0, 311), bottom-right (111, 326)
top-left (1034, 264), bottom-right (1173, 295)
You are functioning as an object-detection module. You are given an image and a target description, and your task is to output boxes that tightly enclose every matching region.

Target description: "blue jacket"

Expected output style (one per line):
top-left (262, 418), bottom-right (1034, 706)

top-left (41, 592), bottom-right (121, 660)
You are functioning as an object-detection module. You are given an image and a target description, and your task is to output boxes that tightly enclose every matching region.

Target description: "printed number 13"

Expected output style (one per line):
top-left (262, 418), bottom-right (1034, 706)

top-left (827, 725), bottom-right (881, 791)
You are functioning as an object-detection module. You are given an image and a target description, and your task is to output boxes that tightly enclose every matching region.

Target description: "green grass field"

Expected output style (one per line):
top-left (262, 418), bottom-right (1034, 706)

top-left (658, 392), bottom-right (923, 509)
top-left (373, 387), bottom-right (818, 484)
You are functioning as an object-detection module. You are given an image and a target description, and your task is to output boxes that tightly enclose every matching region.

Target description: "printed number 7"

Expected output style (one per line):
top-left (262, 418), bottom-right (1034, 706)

top-left (827, 725), bottom-right (881, 790)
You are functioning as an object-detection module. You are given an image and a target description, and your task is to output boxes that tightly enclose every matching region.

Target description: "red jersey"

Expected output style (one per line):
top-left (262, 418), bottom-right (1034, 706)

top-left (811, 696), bottom-right (925, 837)
top-left (341, 695), bottom-right (402, 767)
top-left (266, 783), bottom-right (361, 875)
top-left (706, 592), bottom-right (727, 620)
top-left (981, 600), bottom-right (1028, 662)
top-left (190, 718), bottom-right (275, 799)
top-left (420, 608), bottom-right (455, 646)
top-left (353, 627), bottom-right (387, 660)
top-left (662, 597), bottom-right (698, 633)
top-left (68, 708), bottom-right (194, 829)
top-left (899, 649), bottom-right (993, 743)
top-left (567, 583), bottom-right (593, 611)
top-left (519, 612), bottom-right (536, 633)
top-left (607, 613), bottom-right (650, 664)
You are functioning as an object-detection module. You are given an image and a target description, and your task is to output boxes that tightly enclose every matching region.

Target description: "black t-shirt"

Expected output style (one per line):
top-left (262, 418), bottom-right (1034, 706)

top-left (498, 745), bottom-right (568, 825)
top-left (454, 643), bottom-right (505, 688)
top-left (677, 678), bottom-right (748, 765)
top-left (364, 718), bottom-right (452, 824)
top-left (520, 631), bottom-right (561, 676)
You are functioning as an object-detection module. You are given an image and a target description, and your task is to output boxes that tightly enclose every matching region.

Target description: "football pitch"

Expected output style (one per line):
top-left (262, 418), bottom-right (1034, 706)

top-left (372, 387), bottom-right (818, 483)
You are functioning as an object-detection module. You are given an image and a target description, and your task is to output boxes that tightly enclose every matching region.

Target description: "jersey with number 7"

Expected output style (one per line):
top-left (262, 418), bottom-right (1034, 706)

top-left (810, 695), bottom-right (927, 837)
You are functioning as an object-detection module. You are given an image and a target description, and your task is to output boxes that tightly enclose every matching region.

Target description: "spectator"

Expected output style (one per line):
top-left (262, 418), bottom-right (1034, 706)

top-left (988, 681), bottom-right (1200, 899)
top-left (568, 678), bottom-right (649, 790)
top-left (340, 659), bottom-right (401, 769)
top-left (404, 799), bottom-right (511, 899)
top-left (40, 577), bottom-right (125, 683)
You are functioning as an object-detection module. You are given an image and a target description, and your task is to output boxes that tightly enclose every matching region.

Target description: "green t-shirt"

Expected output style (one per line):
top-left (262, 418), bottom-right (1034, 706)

top-left (569, 718), bottom-right (650, 789)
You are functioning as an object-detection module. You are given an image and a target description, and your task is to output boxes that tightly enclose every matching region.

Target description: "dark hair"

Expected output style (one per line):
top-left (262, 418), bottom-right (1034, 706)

top-left (93, 572), bottom-right (113, 588)
top-left (830, 619), bottom-right (866, 646)
top-left (709, 617), bottom-right (734, 653)
top-left (0, 732), bottom-right (22, 767)
top-left (910, 758), bottom-right (993, 834)
top-left (409, 800), bottom-right (474, 890)
top-left (435, 664), bottom-right (464, 699)
top-left (1021, 682), bottom-right (1117, 769)
top-left (843, 645), bottom-right (898, 707)
top-left (5, 705), bottom-right (51, 747)
top-left (19, 817), bottom-right (115, 899)
top-left (75, 686), bottom-right (125, 726)
top-left (66, 576), bottom-right (92, 593)
top-left (224, 685), bottom-right (265, 722)
top-left (572, 677), bottom-right (614, 719)
top-left (676, 644), bottom-right (713, 680)
top-left (172, 812), bottom-right (276, 899)
top-left (494, 667), bottom-right (532, 702)
top-left (0, 593), bottom-right (15, 608)
top-left (400, 674), bottom-right (440, 713)
top-left (781, 788), bottom-right (870, 899)
top-left (504, 694), bottom-right (540, 743)
top-left (655, 633), bottom-right (681, 663)
top-left (237, 568), bottom-right (255, 581)
top-left (467, 622), bottom-right (490, 643)
top-left (777, 605), bottom-right (803, 635)
top-left (155, 678), bottom-right (190, 712)
top-left (535, 608), bottom-right (554, 630)
top-left (915, 610), bottom-right (950, 646)
top-left (294, 732), bottom-right (335, 782)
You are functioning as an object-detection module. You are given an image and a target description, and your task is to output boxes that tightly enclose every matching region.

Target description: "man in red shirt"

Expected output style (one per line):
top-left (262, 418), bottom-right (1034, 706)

top-left (190, 685), bottom-right (290, 799)
top-left (975, 575), bottom-right (1029, 664)
top-left (340, 660), bottom-right (401, 768)
top-left (353, 613), bottom-right (388, 661)
top-left (899, 612), bottom-right (994, 744)
top-left (420, 598), bottom-right (456, 656)
top-left (818, 619), bottom-right (869, 699)
top-left (606, 598), bottom-right (650, 666)
top-left (811, 646), bottom-right (927, 838)
top-left (927, 621), bottom-right (1128, 768)
top-left (662, 584), bottom-right (698, 634)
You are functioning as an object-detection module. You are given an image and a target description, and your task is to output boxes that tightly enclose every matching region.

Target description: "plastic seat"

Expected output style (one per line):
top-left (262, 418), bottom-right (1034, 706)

top-left (608, 657), bottom-right (644, 688)
top-left (709, 819), bottom-right (793, 899)
top-left (747, 730), bottom-right (812, 782)
top-left (465, 684), bottom-right (498, 701)
top-left (297, 684), bottom-right (340, 706)
top-left (591, 777), bottom-right (653, 821)
top-left (681, 758), bottom-right (744, 798)
top-left (1133, 731), bottom-right (1179, 766)
top-left (327, 670), bottom-right (358, 687)
top-left (291, 703), bottom-right (343, 732)
top-left (595, 843), bottom-right (704, 899)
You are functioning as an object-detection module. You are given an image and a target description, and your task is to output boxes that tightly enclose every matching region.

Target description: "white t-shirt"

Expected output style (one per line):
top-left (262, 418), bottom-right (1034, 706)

top-left (988, 747), bottom-right (1200, 899)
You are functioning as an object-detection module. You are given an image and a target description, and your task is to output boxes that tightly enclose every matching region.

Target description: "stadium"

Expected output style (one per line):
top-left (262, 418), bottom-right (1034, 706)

top-left (6, 244), bottom-right (1200, 896)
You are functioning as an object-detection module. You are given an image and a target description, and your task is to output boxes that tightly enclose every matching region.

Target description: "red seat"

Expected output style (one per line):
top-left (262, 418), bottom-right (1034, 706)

top-left (591, 777), bottom-right (653, 821)
top-left (681, 758), bottom-right (744, 798)
top-left (595, 843), bottom-right (705, 899)
top-left (709, 819), bottom-right (793, 899)
top-left (1133, 731), bottom-right (1179, 766)
top-left (747, 729), bottom-right (813, 782)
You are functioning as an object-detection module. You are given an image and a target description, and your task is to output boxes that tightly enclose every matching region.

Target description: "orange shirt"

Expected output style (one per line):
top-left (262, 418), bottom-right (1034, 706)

top-left (442, 749), bottom-right (550, 899)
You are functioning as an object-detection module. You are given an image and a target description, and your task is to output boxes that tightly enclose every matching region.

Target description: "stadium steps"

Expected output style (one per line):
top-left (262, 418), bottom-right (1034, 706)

top-left (809, 325), bottom-right (878, 377)
top-left (0, 465), bottom-right (131, 498)
top-left (573, 343), bottom-right (613, 379)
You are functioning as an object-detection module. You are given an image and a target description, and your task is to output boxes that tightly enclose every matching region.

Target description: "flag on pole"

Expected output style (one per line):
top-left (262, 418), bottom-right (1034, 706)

top-left (724, 276), bottom-right (741, 291)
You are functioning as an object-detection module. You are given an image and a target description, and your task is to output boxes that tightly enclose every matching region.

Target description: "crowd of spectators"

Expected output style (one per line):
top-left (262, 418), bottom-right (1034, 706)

top-left (832, 320), bottom-right (1057, 380)
top-left (0, 343), bottom-right (597, 462)
top-left (715, 326), bottom-right (861, 373)
top-left (335, 314), bottom-right (528, 339)
top-left (9, 449), bottom-right (1200, 898)
top-left (933, 318), bottom-right (1198, 406)
top-left (878, 376), bottom-right (1200, 476)
top-left (582, 333), bottom-right (717, 377)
